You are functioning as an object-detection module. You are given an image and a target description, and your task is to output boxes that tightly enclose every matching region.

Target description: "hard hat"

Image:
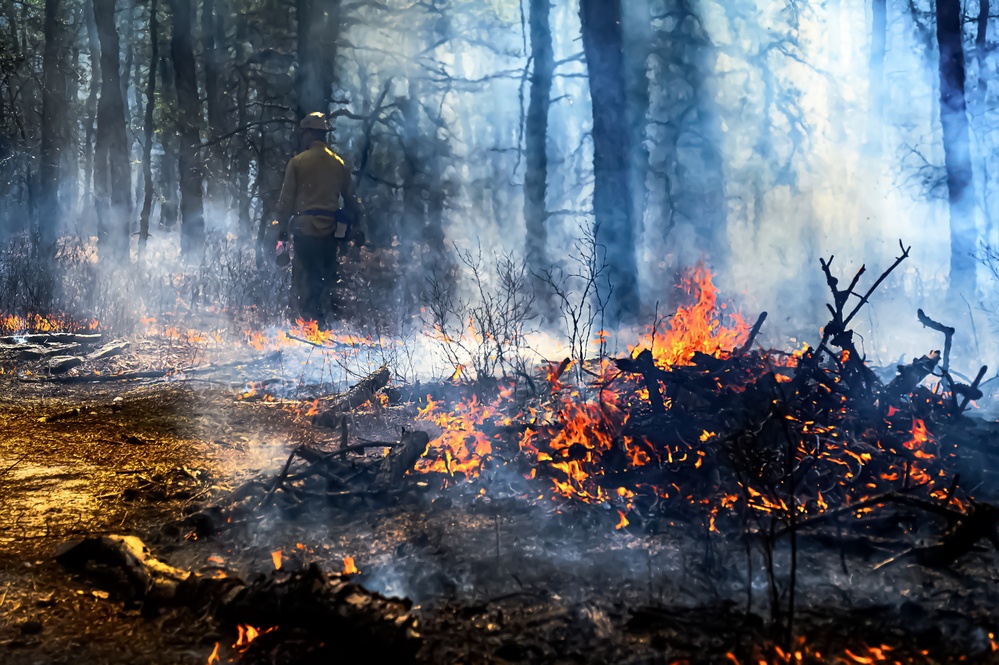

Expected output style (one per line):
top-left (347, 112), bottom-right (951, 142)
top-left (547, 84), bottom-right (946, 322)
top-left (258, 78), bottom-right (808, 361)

top-left (300, 112), bottom-right (329, 131)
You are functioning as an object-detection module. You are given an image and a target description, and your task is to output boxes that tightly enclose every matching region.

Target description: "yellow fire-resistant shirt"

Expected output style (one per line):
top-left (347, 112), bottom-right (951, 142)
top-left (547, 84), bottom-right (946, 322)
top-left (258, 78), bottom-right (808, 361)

top-left (275, 140), bottom-right (366, 238)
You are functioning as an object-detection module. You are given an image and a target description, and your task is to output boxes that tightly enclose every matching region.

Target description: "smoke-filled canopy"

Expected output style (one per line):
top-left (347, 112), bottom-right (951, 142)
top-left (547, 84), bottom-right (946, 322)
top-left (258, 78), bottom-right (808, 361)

top-left (0, 0), bottom-right (995, 372)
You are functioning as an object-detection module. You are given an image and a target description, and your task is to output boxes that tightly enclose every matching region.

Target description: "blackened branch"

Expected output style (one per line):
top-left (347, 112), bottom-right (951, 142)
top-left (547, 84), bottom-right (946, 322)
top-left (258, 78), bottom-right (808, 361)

top-left (737, 311), bottom-right (768, 356)
top-left (842, 240), bottom-right (911, 327)
top-left (916, 308), bottom-right (955, 373)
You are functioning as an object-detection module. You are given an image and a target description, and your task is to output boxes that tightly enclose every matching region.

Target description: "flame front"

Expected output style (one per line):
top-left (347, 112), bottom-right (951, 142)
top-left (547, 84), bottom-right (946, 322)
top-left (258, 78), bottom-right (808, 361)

top-left (631, 266), bottom-right (749, 369)
top-left (342, 556), bottom-right (360, 575)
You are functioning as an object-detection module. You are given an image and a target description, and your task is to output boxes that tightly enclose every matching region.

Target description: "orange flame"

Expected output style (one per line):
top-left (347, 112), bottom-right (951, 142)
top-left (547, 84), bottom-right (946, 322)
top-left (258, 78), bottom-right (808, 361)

top-left (270, 549), bottom-right (282, 570)
top-left (631, 266), bottom-right (749, 369)
top-left (342, 556), bottom-right (360, 575)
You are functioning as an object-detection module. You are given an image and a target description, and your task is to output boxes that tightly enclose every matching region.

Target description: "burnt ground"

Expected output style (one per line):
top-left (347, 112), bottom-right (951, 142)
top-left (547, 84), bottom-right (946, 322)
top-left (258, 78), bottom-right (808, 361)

top-left (1, 346), bottom-right (997, 665)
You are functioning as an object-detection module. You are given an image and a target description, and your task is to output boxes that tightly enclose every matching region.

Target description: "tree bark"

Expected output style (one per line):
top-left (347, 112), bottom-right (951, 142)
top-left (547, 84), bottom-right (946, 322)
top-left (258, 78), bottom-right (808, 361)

top-left (296, 0), bottom-right (339, 117)
top-left (935, 0), bottom-right (978, 296)
top-left (621, 0), bottom-right (652, 258)
top-left (39, 0), bottom-right (64, 278)
top-left (866, 0), bottom-right (887, 155)
top-left (579, 0), bottom-right (639, 322)
top-left (401, 94), bottom-right (426, 256)
top-left (234, 11), bottom-right (251, 239)
top-left (523, 0), bottom-right (553, 273)
top-left (202, 0), bottom-right (225, 202)
top-left (64, 10), bottom-right (81, 215)
top-left (170, 0), bottom-right (205, 256)
top-left (975, 0), bottom-right (988, 107)
top-left (83, 0), bottom-right (100, 225)
top-left (94, 0), bottom-right (132, 262)
top-left (976, 0), bottom-right (994, 246)
top-left (157, 48), bottom-right (179, 230)
top-left (138, 0), bottom-right (158, 254)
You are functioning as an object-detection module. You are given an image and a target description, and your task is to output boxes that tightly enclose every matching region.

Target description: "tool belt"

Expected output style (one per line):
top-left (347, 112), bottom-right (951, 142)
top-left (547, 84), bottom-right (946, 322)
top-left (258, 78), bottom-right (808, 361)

top-left (294, 209), bottom-right (353, 239)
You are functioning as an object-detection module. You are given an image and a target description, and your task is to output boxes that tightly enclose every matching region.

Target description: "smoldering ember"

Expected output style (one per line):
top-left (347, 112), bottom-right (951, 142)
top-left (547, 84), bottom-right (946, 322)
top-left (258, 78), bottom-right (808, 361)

top-left (1, 1), bottom-right (998, 665)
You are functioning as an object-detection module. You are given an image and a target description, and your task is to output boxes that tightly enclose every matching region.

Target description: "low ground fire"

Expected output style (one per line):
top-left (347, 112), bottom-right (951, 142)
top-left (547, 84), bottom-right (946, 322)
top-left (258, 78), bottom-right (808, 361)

top-left (1, 249), bottom-right (996, 664)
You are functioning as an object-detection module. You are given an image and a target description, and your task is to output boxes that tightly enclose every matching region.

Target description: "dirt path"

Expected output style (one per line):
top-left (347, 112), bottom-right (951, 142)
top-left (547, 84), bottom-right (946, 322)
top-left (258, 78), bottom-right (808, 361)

top-left (0, 381), bottom-right (307, 664)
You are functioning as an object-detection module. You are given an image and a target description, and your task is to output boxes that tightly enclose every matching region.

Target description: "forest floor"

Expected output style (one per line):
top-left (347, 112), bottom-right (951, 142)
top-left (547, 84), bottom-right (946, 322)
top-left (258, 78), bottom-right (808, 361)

top-left (0, 336), bottom-right (997, 665)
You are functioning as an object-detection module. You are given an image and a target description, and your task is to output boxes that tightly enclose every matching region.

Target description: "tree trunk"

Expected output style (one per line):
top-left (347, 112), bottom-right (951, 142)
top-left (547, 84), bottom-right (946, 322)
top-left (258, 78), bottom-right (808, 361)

top-left (94, 0), bottom-right (132, 262)
top-left (401, 94), bottom-right (425, 256)
top-left (234, 9), bottom-right (252, 239)
top-left (64, 14), bottom-right (81, 216)
top-left (138, 0), bottom-right (158, 255)
top-left (935, 0), bottom-right (978, 297)
top-left (170, 0), bottom-right (205, 256)
top-left (202, 0), bottom-right (224, 202)
top-left (295, 0), bottom-right (339, 117)
top-left (39, 0), bottom-right (64, 277)
top-left (975, 0), bottom-right (988, 107)
top-left (157, 48), bottom-right (179, 230)
top-left (621, 0), bottom-right (651, 258)
top-left (976, 0), bottom-right (994, 246)
top-left (579, 0), bottom-right (639, 322)
top-left (866, 0), bottom-right (887, 155)
top-left (523, 0), bottom-right (553, 273)
top-left (83, 0), bottom-right (101, 226)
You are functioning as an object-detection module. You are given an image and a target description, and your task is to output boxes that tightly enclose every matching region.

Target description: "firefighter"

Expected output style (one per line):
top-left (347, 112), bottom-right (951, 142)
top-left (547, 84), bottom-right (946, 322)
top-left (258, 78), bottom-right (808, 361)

top-left (273, 112), bottom-right (366, 326)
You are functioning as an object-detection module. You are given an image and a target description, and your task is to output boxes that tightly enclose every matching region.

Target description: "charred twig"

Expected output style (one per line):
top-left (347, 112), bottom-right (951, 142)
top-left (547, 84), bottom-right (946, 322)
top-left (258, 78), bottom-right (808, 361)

top-left (37, 406), bottom-right (85, 423)
top-left (0, 454), bottom-right (28, 481)
top-left (882, 352), bottom-right (940, 405)
top-left (616, 349), bottom-right (667, 415)
top-left (773, 482), bottom-right (936, 537)
top-left (916, 309), bottom-right (954, 373)
top-left (842, 240), bottom-right (911, 328)
top-left (874, 501), bottom-right (999, 569)
top-left (258, 447), bottom-right (302, 509)
top-left (913, 309), bottom-right (988, 416)
top-left (332, 441), bottom-right (402, 456)
top-left (737, 312), bottom-right (768, 356)
top-left (817, 246), bottom-right (910, 401)
top-left (955, 365), bottom-right (988, 416)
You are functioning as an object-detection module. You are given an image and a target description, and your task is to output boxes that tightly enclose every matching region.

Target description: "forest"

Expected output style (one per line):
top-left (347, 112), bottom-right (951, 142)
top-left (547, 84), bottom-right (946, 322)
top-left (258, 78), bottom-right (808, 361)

top-left (0, 0), bottom-right (995, 334)
top-left (0, 0), bottom-right (998, 664)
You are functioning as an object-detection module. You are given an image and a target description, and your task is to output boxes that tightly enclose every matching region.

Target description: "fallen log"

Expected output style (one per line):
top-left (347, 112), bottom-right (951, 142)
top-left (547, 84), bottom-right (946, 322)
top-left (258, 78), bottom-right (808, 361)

top-left (313, 365), bottom-right (390, 428)
top-left (21, 350), bottom-right (283, 383)
top-left (54, 535), bottom-right (190, 601)
top-left (0, 332), bottom-right (103, 345)
top-left (376, 429), bottom-right (430, 486)
top-left (182, 563), bottom-right (421, 662)
top-left (10, 343), bottom-right (82, 359)
top-left (56, 536), bottom-right (420, 661)
top-left (87, 339), bottom-right (130, 360)
top-left (48, 355), bottom-right (84, 374)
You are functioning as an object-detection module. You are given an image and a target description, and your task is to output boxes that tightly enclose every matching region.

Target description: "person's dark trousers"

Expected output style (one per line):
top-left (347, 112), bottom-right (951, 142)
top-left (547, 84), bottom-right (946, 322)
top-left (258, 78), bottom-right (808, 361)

top-left (292, 232), bottom-right (339, 326)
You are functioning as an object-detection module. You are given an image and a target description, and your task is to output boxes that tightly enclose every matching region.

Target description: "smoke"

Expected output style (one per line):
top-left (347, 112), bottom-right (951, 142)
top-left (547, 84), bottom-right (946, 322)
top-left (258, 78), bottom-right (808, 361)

top-left (1, 0), bottom-right (996, 386)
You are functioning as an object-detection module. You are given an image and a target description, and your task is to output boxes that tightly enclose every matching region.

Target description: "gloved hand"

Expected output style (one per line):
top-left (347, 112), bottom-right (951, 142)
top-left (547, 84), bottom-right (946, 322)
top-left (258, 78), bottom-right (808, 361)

top-left (351, 230), bottom-right (366, 248)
